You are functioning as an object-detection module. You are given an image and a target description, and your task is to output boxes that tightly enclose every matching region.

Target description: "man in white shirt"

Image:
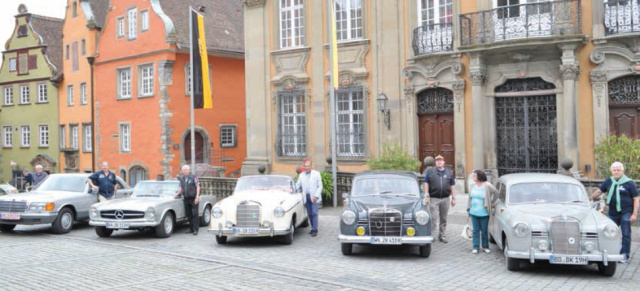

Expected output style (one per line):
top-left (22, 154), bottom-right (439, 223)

top-left (296, 158), bottom-right (323, 237)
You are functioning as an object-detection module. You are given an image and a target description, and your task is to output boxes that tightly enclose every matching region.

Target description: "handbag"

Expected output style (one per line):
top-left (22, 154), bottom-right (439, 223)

top-left (461, 216), bottom-right (472, 241)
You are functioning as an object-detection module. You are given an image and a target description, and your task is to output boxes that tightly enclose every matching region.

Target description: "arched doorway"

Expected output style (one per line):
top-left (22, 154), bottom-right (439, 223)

top-left (494, 77), bottom-right (558, 175)
top-left (608, 76), bottom-right (640, 139)
top-left (417, 88), bottom-right (454, 173)
top-left (184, 131), bottom-right (205, 164)
top-left (129, 166), bottom-right (147, 188)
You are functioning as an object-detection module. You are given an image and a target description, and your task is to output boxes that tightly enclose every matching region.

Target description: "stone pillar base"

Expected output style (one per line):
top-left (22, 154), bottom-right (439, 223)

top-left (241, 159), bottom-right (270, 176)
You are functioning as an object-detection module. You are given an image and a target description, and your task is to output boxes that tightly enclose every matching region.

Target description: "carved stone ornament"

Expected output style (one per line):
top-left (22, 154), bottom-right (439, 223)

top-left (469, 70), bottom-right (486, 86)
top-left (592, 82), bottom-right (606, 108)
top-left (559, 64), bottom-right (580, 81)
top-left (242, 0), bottom-right (266, 8)
top-left (450, 62), bottom-right (463, 75)
top-left (589, 51), bottom-right (605, 65)
top-left (589, 69), bottom-right (607, 83)
top-left (426, 78), bottom-right (439, 88)
top-left (452, 79), bottom-right (465, 113)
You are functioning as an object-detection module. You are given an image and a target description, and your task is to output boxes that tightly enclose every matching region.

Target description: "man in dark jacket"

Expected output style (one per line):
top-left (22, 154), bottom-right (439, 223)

top-left (423, 155), bottom-right (456, 243)
top-left (88, 162), bottom-right (118, 202)
top-left (174, 165), bottom-right (201, 235)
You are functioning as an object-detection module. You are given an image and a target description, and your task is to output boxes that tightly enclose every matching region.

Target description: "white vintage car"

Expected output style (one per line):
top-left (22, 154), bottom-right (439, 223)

top-left (490, 173), bottom-right (624, 276)
top-left (209, 175), bottom-right (308, 245)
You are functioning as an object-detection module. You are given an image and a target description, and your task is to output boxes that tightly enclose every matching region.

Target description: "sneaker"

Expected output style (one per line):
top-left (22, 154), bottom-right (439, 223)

top-left (620, 254), bottom-right (630, 264)
top-left (439, 236), bottom-right (448, 243)
top-left (483, 248), bottom-right (491, 253)
top-left (193, 230), bottom-right (198, 236)
top-left (472, 249), bottom-right (478, 254)
top-left (311, 230), bottom-right (318, 237)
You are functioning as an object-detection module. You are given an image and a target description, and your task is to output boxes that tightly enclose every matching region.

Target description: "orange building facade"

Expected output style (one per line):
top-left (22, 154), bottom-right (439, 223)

top-left (94, 0), bottom-right (245, 186)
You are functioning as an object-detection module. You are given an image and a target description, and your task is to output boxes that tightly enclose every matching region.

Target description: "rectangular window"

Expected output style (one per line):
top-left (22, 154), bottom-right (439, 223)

top-left (141, 10), bottom-right (149, 31)
top-left (39, 125), bottom-right (49, 147)
top-left (279, 0), bottom-right (305, 48)
top-left (59, 125), bottom-right (66, 149)
top-left (65, 44), bottom-right (69, 60)
top-left (119, 123), bottom-right (131, 152)
top-left (220, 125), bottom-right (237, 148)
top-left (4, 87), bottom-right (13, 105)
top-left (18, 25), bottom-right (27, 37)
top-left (72, 2), bottom-right (78, 17)
top-left (70, 125), bottom-right (79, 149)
top-left (336, 87), bottom-right (365, 157)
top-left (37, 83), bottom-right (47, 103)
top-left (80, 83), bottom-right (87, 104)
top-left (497, 0), bottom-right (520, 18)
top-left (83, 124), bottom-right (92, 152)
top-left (20, 85), bottom-right (29, 104)
top-left (20, 125), bottom-right (30, 147)
top-left (335, 0), bottom-right (363, 41)
top-left (9, 58), bottom-right (16, 71)
top-left (3, 126), bottom-right (12, 147)
top-left (116, 17), bottom-right (125, 38)
top-left (18, 52), bottom-right (28, 74)
top-left (72, 41), bottom-right (79, 71)
top-left (67, 85), bottom-right (74, 106)
top-left (277, 90), bottom-right (306, 157)
top-left (81, 39), bottom-right (86, 56)
top-left (185, 63), bottom-right (192, 95)
top-left (28, 55), bottom-right (37, 70)
top-left (128, 8), bottom-right (138, 40)
top-left (117, 68), bottom-right (132, 99)
top-left (420, 0), bottom-right (453, 25)
top-left (139, 64), bottom-right (154, 97)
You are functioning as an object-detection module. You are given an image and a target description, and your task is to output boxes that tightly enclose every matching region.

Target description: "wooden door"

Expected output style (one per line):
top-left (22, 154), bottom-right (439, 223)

top-left (610, 107), bottom-right (640, 140)
top-left (184, 132), bottom-right (205, 164)
top-left (419, 113), bottom-right (454, 174)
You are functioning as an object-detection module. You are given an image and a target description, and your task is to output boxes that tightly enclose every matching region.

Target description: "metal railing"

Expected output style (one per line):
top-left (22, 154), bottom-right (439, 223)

top-left (412, 22), bottom-right (453, 56)
top-left (604, 0), bottom-right (640, 35)
top-left (459, 0), bottom-right (581, 46)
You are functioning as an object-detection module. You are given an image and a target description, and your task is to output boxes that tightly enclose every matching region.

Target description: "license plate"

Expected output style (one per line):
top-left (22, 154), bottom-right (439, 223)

top-left (106, 222), bottom-right (129, 229)
top-left (370, 236), bottom-right (402, 245)
top-left (0, 213), bottom-right (20, 220)
top-left (550, 255), bottom-right (588, 265)
top-left (233, 227), bottom-right (259, 235)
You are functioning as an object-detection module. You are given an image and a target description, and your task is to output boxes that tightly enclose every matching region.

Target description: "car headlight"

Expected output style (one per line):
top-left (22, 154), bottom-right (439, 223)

top-left (146, 207), bottom-right (155, 221)
top-left (274, 206), bottom-right (285, 218)
top-left (212, 207), bottom-right (223, 218)
top-left (29, 202), bottom-right (54, 212)
top-left (90, 206), bottom-right (98, 219)
top-left (538, 240), bottom-right (549, 251)
top-left (415, 210), bottom-right (430, 225)
top-left (341, 210), bottom-right (356, 225)
top-left (514, 223), bottom-right (530, 238)
top-left (603, 224), bottom-right (619, 239)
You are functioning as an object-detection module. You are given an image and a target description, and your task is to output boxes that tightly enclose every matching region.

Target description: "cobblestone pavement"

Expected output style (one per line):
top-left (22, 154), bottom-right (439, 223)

top-left (1, 207), bottom-right (640, 291)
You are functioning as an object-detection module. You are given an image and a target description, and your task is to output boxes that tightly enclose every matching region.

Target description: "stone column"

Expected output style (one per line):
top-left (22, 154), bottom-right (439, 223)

top-left (157, 60), bottom-right (174, 178)
top-left (241, 0), bottom-right (270, 175)
top-left (469, 54), bottom-right (486, 171)
top-left (590, 68), bottom-right (608, 146)
top-left (559, 44), bottom-right (580, 171)
top-left (310, 0), bottom-right (326, 168)
top-left (452, 77), bottom-right (467, 193)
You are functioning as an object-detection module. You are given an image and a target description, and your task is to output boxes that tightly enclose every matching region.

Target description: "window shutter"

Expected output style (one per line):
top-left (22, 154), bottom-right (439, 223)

top-left (28, 55), bottom-right (37, 70)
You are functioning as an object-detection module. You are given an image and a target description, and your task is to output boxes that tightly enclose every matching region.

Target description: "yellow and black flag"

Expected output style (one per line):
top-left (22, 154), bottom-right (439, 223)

top-left (190, 8), bottom-right (212, 109)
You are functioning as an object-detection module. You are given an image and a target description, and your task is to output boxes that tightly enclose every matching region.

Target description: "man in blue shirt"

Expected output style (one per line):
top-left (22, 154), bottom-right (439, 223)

top-left (21, 169), bottom-right (34, 191)
top-left (591, 161), bottom-right (639, 264)
top-left (88, 162), bottom-right (118, 202)
top-left (31, 164), bottom-right (48, 186)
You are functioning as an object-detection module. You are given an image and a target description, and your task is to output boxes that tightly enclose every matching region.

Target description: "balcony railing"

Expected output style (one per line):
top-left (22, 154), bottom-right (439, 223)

top-left (460, 0), bottom-right (581, 46)
top-left (605, 0), bottom-right (640, 35)
top-left (412, 22), bottom-right (453, 56)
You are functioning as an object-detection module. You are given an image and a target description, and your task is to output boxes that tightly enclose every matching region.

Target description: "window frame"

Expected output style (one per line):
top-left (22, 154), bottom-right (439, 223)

top-left (80, 82), bottom-right (87, 105)
top-left (276, 89), bottom-right (307, 157)
top-left (116, 17), bottom-right (125, 38)
top-left (279, 0), bottom-right (305, 49)
top-left (83, 123), bottom-right (92, 152)
top-left (4, 86), bottom-right (14, 106)
top-left (70, 124), bottom-right (79, 149)
top-left (335, 0), bottom-right (364, 42)
top-left (140, 9), bottom-right (149, 32)
top-left (127, 8), bottom-right (138, 40)
top-left (67, 84), bottom-right (74, 106)
top-left (335, 86), bottom-right (366, 157)
top-left (138, 63), bottom-right (154, 97)
top-left (119, 123), bottom-right (131, 153)
top-left (19, 85), bottom-right (29, 104)
top-left (18, 52), bottom-right (28, 75)
top-left (220, 124), bottom-right (238, 148)
top-left (81, 39), bottom-right (86, 56)
top-left (117, 67), bottom-right (132, 100)
top-left (418, 0), bottom-right (453, 26)
top-left (3, 126), bottom-right (12, 147)
top-left (59, 124), bottom-right (66, 149)
top-left (37, 83), bottom-right (47, 103)
top-left (72, 1), bottom-right (78, 17)
top-left (20, 125), bottom-right (30, 147)
top-left (38, 124), bottom-right (49, 147)
top-left (9, 58), bottom-right (16, 72)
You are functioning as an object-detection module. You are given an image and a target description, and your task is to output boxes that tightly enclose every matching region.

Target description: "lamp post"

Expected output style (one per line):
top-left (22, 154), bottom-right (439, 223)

top-left (377, 93), bottom-right (390, 130)
top-left (87, 56), bottom-right (95, 172)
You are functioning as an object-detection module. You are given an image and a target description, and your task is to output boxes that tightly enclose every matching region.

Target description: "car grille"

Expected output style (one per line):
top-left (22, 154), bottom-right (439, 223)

top-left (100, 210), bottom-right (145, 219)
top-left (236, 202), bottom-right (260, 227)
top-left (581, 232), bottom-right (598, 239)
top-left (369, 208), bottom-right (402, 236)
top-left (550, 217), bottom-right (581, 254)
top-left (0, 201), bottom-right (27, 213)
top-left (531, 231), bottom-right (548, 238)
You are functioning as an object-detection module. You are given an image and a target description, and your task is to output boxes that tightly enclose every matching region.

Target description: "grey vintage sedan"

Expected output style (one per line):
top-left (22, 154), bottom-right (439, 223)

top-left (0, 173), bottom-right (131, 234)
top-left (338, 171), bottom-right (433, 257)
top-left (490, 173), bottom-right (623, 276)
top-left (89, 180), bottom-right (216, 238)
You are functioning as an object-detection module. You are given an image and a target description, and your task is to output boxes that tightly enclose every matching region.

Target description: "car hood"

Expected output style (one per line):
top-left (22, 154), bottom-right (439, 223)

top-left (509, 203), bottom-right (597, 228)
top-left (351, 195), bottom-right (420, 214)
top-left (95, 196), bottom-right (173, 211)
top-left (0, 191), bottom-right (71, 203)
top-left (221, 190), bottom-right (297, 209)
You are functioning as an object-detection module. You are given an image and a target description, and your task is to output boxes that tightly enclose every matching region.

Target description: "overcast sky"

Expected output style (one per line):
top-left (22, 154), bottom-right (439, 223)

top-left (0, 0), bottom-right (66, 65)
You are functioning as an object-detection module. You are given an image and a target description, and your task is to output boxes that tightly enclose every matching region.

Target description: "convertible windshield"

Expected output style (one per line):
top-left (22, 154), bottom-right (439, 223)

top-left (508, 182), bottom-right (588, 204)
top-left (36, 175), bottom-right (88, 192)
top-left (352, 177), bottom-right (420, 197)
top-left (234, 176), bottom-right (293, 192)
top-left (132, 181), bottom-right (179, 197)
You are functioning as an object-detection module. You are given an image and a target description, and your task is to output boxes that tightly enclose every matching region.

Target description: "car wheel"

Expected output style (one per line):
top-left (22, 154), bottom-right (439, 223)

top-left (52, 208), bottom-right (74, 234)
top-left (215, 235), bottom-right (227, 244)
top-left (300, 217), bottom-right (310, 228)
top-left (504, 240), bottom-right (520, 271)
top-left (489, 233), bottom-right (497, 244)
top-left (341, 243), bottom-right (353, 255)
top-left (419, 244), bottom-right (432, 258)
top-left (95, 226), bottom-right (113, 238)
top-left (155, 212), bottom-right (174, 238)
top-left (282, 220), bottom-right (294, 245)
top-left (0, 224), bottom-right (16, 232)
top-left (597, 262), bottom-right (617, 277)
top-left (199, 205), bottom-right (212, 227)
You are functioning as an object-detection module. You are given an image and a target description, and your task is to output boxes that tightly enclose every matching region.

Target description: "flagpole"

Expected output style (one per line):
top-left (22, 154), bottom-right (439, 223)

top-left (189, 6), bottom-right (196, 173)
top-left (328, 0), bottom-right (338, 207)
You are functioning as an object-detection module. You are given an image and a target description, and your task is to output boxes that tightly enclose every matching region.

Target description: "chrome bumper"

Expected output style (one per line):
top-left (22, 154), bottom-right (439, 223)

top-left (507, 248), bottom-right (625, 265)
top-left (208, 225), bottom-right (290, 237)
top-left (89, 220), bottom-right (159, 228)
top-left (0, 212), bottom-right (58, 225)
top-left (337, 234), bottom-right (434, 245)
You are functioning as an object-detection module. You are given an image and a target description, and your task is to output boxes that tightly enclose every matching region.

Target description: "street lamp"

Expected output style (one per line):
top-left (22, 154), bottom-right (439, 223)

top-left (377, 93), bottom-right (390, 130)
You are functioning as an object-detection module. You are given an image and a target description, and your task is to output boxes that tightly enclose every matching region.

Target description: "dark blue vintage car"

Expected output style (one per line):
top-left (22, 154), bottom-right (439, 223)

top-left (338, 171), bottom-right (434, 257)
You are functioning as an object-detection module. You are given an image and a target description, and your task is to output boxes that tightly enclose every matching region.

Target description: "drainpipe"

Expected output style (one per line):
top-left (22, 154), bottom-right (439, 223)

top-left (87, 56), bottom-right (95, 172)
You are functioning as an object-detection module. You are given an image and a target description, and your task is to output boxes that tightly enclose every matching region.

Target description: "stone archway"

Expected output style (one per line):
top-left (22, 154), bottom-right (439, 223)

top-left (29, 154), bottom-right (57, 174)
top-left (417, 87), bottom-right (454, 174)
top-left (180, 127), bottom-right (211, 165)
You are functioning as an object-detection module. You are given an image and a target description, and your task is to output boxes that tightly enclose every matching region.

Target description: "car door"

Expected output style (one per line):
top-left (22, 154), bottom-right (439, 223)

top-left (76, 181), bottom-right (99, 220)
top-left (490, 181), bottom-right (507, 249)
top-left (292, 179), bottom-right (307, 219)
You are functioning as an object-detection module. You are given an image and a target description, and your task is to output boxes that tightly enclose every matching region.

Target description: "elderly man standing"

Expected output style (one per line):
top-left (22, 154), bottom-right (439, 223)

top-left (88, 162), bottom-right (118, 202)
top-left (591, 161), bottom-right (639, 264)
top-left (32, 165), bottom-right (48, 186)
top-left (296, 158), bottom-right (323, 237)
top-left (174, 165), bottom-right (200, 235)
top-left (423, 155), bottom-right (456, 243)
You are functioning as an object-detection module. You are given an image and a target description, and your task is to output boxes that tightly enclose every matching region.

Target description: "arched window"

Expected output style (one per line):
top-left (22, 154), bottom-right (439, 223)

top-left (129, 166), bottom-right (147, 188)
top-left (119, 169), bottom-right (127, 182)
top-left (608, 75), bottom-right (640, 139)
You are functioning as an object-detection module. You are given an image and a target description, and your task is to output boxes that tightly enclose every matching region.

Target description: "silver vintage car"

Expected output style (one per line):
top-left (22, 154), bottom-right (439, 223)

top-left (0, 173), bottom-right (131, 234)
top-left (490, 173), bottom-right (623, 276)
top-left (89, 180), bottom-right (216, 238)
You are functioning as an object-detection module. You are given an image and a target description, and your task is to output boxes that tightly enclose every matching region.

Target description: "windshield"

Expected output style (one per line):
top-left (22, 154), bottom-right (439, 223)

top-left (132, 181), bottom-right (179, 197)
top-left (508, 182), bottom-right (588, 205)
top-left (352, 177), bottom-right (420, 197)
top-left (36, 175), bottom-right (88, 192)
top-left (234, 176), bottom-right (294, 193)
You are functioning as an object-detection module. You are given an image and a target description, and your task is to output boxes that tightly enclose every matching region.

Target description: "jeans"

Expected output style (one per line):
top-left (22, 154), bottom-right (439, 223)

top-left (305, 194), bottom-right (319, 231)
top-left (184, 199), bottom-right (200, 232)
top-left (609, 212), bottom-right (631, 259)
top-left (471, 214), bottom-right (489, 249)
top-left (429, 197), bottom-right (450, 238)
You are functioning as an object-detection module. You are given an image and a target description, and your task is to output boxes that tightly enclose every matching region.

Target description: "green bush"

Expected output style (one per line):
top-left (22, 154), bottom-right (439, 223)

top-left (367, 143), bottom-right (421, 172)
top-left (594, 134), bottom-right (640, 178)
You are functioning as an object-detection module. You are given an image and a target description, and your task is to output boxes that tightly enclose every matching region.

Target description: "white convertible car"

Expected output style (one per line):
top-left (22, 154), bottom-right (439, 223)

top-left (209, 175), bottom-right (308, 245)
